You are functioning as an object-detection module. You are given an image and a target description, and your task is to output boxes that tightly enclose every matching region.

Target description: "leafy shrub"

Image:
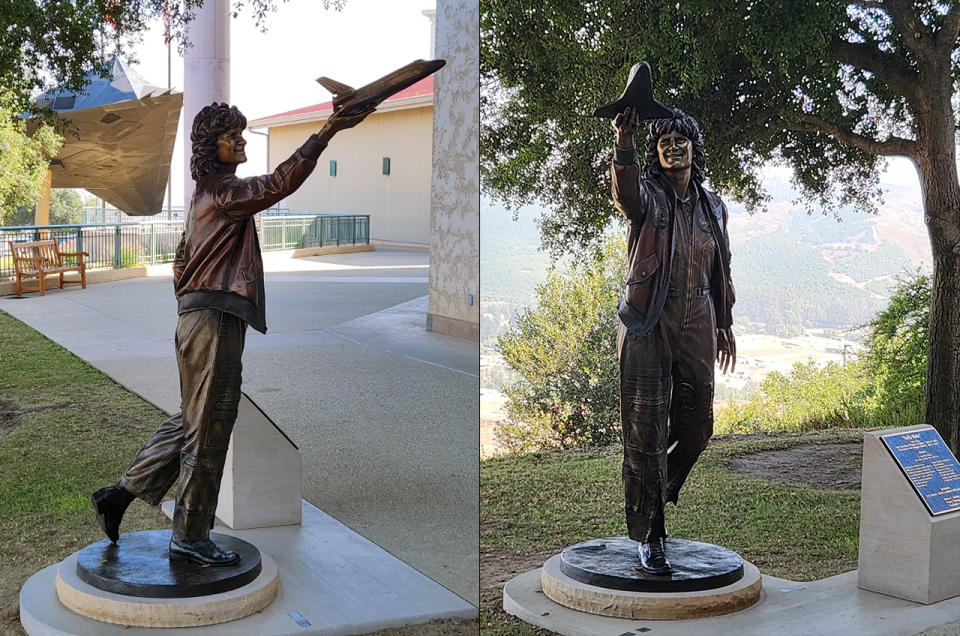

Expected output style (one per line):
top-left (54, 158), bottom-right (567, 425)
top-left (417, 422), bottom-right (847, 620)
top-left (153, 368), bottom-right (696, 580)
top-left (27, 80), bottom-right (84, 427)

top-left (715, 360), bottom-right (873, 434)
top-left (716, 270), bottom-right (929, 434)
top-left (496, 237), bottom-right (623, 452)
top-left (860, 269), bottom-right (928, 427)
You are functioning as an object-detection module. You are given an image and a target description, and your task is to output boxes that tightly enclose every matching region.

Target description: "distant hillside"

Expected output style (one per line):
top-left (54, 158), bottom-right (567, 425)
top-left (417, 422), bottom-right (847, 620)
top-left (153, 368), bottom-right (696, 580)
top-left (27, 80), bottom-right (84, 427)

top-left (480, 172), bottom-right (930, 344)
top-left (480, 200), bottom-right (551, 305)
top-left (480, 200), bottom-right (552, 349)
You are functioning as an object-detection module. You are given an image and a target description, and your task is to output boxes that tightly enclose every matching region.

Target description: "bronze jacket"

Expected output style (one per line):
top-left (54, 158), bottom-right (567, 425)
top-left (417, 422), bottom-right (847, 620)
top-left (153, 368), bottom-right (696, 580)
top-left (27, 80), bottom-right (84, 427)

top-left (173, 143), bottom-right (322, 334)
top-left (611, 148), bottom-right (735, 337)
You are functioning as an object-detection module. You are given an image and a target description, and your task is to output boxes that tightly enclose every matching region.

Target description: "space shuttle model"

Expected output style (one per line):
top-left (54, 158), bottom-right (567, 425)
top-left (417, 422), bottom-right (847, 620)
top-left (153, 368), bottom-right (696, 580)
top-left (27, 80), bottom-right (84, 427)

top-left (593, 61), bottom-right (673, 120)
top-left (316, 59), bottom-right (446, 116)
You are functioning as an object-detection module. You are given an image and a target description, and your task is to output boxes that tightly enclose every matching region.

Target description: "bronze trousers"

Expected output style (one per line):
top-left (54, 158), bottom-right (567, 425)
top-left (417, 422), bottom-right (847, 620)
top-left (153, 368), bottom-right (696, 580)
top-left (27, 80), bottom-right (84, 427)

top-left (119, 309), bottom-right (246, 542)
top-left (617, 289), bottom-right (716, 542)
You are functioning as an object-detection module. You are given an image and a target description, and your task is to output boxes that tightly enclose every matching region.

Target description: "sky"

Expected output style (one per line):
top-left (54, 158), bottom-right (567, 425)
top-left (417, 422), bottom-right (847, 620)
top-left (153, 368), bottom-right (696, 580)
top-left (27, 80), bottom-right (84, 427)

top-left (127, 0), bottom-right (436, 207)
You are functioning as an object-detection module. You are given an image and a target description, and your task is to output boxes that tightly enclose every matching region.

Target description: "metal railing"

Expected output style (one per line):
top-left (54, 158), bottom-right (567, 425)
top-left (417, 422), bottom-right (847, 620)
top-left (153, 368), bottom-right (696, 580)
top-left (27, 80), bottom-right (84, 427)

top-left (0, 214), bottom-right (370, 280)
top-left (82, 206), bottom-right (187, 224)
top-left (259, 213), bottom-right (370, 250)
top-left (81, 203), bottom-right (294, 225)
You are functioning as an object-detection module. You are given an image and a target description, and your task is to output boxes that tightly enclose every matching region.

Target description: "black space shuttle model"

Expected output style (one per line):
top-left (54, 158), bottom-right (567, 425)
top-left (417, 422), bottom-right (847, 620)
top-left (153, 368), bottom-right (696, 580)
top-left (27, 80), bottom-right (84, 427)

top-left (316, 59), bottom-right (446, 116)
top-left (593, 61), bottom-right (673, 120)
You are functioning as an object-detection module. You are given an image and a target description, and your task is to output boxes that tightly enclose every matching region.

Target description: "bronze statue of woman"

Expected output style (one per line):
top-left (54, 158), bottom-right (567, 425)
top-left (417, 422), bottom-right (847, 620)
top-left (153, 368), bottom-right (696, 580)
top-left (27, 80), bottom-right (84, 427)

top-left (90, 101), bottom-right (371, 566)
top-left (610, 105), bottom-right (736, 574)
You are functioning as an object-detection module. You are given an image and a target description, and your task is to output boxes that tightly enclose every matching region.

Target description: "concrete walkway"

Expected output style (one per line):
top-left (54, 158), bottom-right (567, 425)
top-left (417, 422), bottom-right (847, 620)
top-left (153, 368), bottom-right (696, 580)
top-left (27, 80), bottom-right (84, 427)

top-left (0, 248), bottom-right (479, 607)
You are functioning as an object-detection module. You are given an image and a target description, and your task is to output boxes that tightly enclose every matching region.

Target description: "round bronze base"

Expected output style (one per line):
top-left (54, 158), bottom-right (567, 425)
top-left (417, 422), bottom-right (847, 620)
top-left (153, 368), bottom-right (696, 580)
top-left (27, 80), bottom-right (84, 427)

top-left (559, 537), bottom-right (745, 593)
top-left (75, 530), bottom-right (261, 598)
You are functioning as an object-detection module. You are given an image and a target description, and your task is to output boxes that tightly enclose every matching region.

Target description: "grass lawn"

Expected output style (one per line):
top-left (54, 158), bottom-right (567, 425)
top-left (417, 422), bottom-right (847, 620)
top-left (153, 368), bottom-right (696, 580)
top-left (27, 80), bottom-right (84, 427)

top-left (0, 309), bottom-right (173, 634)
top-left (480, 429), bottom-right (865, 635)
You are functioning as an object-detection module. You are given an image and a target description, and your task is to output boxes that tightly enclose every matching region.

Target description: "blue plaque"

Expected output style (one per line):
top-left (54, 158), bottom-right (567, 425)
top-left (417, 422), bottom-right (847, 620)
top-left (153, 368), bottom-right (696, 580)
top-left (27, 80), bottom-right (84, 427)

top-left (880, 427), bottom-right (960, 516)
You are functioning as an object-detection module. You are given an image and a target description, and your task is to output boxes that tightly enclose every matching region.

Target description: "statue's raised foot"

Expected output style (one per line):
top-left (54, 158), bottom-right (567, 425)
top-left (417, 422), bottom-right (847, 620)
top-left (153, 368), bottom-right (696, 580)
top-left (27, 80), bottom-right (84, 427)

top-left (90, 483), bottom-right (134, 544)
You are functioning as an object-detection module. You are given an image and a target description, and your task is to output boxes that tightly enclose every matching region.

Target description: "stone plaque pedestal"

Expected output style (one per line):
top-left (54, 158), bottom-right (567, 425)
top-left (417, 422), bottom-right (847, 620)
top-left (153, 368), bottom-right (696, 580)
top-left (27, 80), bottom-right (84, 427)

top-left (214, 393), bottom-right (302, 529)
top-left (858, 425), bottom-right (960, 604)
top-left (538, 537), bottom-right (762, 620)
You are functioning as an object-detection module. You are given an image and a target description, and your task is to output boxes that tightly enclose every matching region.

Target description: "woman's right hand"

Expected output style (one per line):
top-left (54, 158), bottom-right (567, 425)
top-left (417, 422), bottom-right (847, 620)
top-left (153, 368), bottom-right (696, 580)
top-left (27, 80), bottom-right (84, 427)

top-left (317, 106), bottom-right (376, 143)
top-left (612, 106), bottom-right (640, 149)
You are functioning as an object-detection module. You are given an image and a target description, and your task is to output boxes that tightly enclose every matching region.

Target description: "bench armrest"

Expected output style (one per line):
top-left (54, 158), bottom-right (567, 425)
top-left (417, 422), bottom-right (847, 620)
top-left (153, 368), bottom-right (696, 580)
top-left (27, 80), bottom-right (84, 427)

top-left (58, 251), bottom-right (88, 261)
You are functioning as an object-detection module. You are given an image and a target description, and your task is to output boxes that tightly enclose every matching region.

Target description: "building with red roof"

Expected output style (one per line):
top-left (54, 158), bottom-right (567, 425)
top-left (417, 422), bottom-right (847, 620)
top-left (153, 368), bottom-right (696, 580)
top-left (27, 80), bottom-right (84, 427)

top-left (248, 76), bottom-right (436, 246)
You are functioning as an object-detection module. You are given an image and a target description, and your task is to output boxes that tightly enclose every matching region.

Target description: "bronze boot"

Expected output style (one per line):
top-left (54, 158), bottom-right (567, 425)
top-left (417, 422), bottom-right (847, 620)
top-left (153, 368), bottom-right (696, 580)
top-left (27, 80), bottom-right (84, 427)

top-left (90, 483), bottom-right (135, 544)
top-left (638, 537), bottom-right (672, 575)
top-left (170, 504), bottom-right (239, 566)
top-left (169, 536), bottom-right (240, 566)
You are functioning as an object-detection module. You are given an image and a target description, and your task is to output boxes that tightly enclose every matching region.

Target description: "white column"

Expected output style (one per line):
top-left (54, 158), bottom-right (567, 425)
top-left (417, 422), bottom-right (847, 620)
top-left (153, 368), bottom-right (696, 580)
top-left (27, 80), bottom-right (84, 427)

top-left (422, 9), bottom-right (437, 58)
top-left (426, 0), bottom-right (480, 340)
top-left (183, 0), bottom-right (231, 211)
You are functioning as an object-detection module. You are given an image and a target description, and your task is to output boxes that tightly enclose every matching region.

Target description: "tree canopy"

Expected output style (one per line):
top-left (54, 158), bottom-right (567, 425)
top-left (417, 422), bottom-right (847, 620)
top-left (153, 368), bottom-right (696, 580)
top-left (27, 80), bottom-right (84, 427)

top-left (481, 1), bottom-right (959, 255)
top-left (0, 92), bottom-right (60, 225)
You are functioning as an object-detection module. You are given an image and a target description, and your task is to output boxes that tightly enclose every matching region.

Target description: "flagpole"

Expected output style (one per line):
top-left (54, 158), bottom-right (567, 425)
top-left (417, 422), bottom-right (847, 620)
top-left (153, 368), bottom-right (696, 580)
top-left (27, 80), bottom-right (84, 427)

top-left (165, 3), bottom-right (173, 220)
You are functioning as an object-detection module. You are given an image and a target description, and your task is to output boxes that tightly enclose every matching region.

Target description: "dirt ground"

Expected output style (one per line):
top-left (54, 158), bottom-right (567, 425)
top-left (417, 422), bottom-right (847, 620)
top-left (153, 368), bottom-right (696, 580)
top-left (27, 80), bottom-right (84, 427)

top-left (481, 550), bottom-right (554, 592)
top-left (728, 440), bottom-right (863, 490)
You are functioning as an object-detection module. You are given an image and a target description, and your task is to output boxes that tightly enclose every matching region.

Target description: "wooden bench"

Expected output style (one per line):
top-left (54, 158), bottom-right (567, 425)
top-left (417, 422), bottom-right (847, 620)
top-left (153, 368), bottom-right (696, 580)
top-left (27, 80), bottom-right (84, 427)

top-left (9, 239), bottom-right (88, 297)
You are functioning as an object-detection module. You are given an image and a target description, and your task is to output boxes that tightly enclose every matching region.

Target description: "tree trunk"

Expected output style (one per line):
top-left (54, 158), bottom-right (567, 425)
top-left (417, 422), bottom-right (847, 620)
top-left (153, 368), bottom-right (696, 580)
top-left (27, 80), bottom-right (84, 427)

top-left (926, 231), bottom-right (960, 456)
top-left (917, 119), bottom-right (960, 456)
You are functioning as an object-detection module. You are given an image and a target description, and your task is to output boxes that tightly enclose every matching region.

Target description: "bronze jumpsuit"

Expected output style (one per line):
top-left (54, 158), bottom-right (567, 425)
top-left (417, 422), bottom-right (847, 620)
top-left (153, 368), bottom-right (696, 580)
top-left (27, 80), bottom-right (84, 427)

top-left (618, 185), bottom-right (718, 542)
top-left (118, 141), bottom-right (323, 544)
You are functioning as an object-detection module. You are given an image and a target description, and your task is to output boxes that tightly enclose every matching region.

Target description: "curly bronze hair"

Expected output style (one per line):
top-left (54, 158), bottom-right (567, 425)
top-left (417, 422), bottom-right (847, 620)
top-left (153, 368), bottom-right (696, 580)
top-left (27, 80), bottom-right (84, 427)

top-left (190, 103), bottom-right (247, 182)
top-left (642, 109), bottom-right (706, 184)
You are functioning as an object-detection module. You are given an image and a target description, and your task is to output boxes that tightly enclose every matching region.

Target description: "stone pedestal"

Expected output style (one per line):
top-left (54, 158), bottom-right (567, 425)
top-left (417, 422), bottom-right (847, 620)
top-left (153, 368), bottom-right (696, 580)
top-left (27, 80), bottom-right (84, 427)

top-left (858, 425), bottom-right (960, 604)
top-left (52, 532), bottom-right (278, 628)
top-left (214, 393), bottom-right (302, 529)
top-left (537, 537), bottom-right (762, 620)
top-left (21, 501), bottom-right (476, 635)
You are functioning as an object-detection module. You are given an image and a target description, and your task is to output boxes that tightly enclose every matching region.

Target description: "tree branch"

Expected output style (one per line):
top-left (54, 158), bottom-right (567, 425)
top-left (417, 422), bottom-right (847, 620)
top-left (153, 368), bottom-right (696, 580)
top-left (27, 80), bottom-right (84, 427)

top-left (880, 0), bottom-right (934, 63)
top-left (831, 39), bottom-right (922, 106)
top-left (791, 113), bottom-right (918, 158)
top-left (935, 5), bottom-right (960, 55)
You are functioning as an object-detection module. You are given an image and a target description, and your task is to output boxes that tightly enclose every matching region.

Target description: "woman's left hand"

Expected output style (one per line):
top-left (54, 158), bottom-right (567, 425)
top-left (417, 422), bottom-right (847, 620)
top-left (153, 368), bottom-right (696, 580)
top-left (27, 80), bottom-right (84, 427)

top-left (717, 328), bottom-right (736, 375)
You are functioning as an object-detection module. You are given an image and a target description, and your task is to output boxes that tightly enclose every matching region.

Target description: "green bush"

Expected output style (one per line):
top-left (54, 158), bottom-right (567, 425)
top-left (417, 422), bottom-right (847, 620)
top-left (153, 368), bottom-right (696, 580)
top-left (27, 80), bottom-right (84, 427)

top-left (715, 360), bottom-right (873, 434)
top-left (716, 271), bottom-right (930, 434)
top-left (860, 270), bottom-right (928, 427)
top-left (497, 237), bottom-right (623, 452)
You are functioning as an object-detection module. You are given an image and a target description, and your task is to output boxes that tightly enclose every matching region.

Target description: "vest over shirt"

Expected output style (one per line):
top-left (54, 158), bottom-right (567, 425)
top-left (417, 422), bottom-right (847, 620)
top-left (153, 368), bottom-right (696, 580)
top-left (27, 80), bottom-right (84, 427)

top-left (610, 147), bottom-right (735, 337)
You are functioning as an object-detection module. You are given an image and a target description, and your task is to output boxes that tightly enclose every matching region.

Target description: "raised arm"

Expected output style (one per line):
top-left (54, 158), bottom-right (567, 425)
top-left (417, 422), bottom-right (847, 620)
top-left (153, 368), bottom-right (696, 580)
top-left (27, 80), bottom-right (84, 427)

top-left (215, 108), bottom-right (374, 218)
top-left (610, 107), bottom-right (650, 223)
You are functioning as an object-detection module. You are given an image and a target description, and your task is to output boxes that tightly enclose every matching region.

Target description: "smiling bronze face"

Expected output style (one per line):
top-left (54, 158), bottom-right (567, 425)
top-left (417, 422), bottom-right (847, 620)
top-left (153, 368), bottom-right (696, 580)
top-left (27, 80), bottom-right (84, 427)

top-left (216, 128), bottom-right (247, 166)
top-left (657, 132), bottom-right (692, 171)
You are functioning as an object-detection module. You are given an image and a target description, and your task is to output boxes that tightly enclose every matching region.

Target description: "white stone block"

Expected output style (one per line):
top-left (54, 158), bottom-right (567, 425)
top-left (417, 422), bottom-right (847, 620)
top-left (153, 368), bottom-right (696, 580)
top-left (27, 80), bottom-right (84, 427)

top-left (214, 393), bottom-right (302, 529)
top-left (858, 425), bottom-right (960, 604)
